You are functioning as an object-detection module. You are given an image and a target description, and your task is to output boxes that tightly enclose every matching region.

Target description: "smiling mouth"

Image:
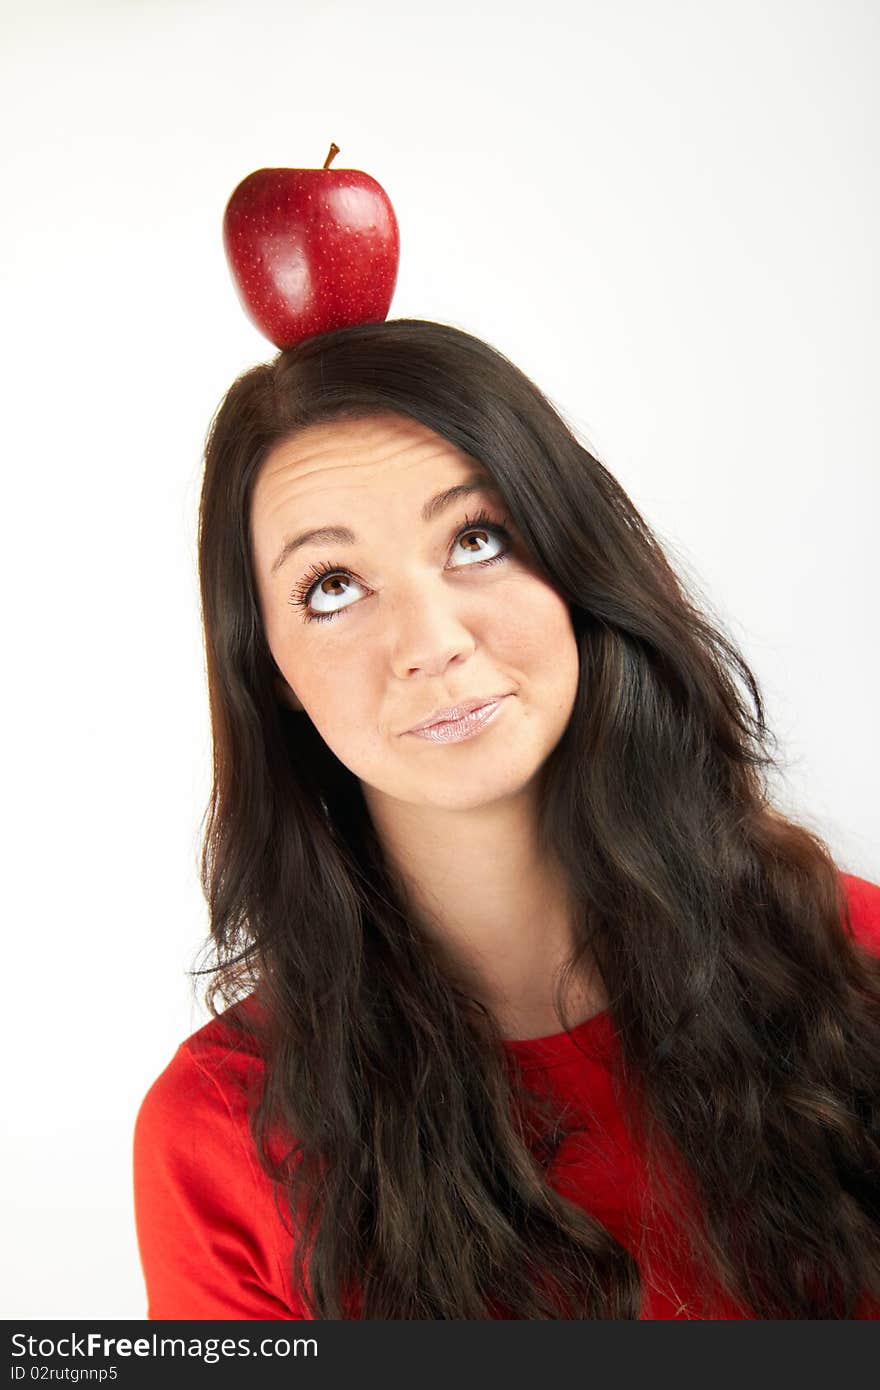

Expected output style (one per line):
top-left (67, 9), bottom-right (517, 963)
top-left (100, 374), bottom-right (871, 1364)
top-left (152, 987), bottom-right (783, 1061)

top-left (406, 695), bottom-right (508, 734)
top-left (404, 696), bottom-right (509, 744)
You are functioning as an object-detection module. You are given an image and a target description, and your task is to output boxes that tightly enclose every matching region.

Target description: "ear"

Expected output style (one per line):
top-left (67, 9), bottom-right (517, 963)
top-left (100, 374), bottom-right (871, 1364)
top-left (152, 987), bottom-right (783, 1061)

top-left (273, 675), bottom-right (303, 712)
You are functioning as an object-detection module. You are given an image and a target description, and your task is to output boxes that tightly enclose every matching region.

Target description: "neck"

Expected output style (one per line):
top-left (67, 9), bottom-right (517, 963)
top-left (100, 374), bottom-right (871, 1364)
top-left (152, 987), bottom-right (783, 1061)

top-left (361, 781), bottom-right (607, 1040)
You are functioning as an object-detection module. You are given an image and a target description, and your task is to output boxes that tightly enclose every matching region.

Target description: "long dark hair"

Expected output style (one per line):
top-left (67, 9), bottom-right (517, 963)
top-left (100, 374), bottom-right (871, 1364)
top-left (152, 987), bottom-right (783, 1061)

top-left (195, 317), bottom-right (880, 1318)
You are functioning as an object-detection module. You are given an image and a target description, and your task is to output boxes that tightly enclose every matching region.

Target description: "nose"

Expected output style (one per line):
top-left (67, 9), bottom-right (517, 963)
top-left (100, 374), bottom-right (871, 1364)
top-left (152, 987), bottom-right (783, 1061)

top-left (386, 575), bottom-right (478, 679)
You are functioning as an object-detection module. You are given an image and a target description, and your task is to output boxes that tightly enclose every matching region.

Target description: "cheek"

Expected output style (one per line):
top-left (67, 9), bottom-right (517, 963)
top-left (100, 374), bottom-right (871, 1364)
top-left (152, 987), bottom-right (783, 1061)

top-left (496, 581), bottom-right (577, 673)
top-left (276, 632), bottom-right (378, 742)
top-left (280, 637), bottom-right (354, 699)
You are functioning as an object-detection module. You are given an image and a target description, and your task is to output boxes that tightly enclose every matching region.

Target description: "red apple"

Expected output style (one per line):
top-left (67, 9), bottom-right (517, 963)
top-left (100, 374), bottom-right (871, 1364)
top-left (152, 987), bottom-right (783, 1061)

top-left (222, 143), bottom-right (400, 350)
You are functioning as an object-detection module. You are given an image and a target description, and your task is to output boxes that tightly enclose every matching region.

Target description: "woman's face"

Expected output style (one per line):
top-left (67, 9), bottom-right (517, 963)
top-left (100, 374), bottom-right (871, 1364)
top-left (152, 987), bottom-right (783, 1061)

top-left (249, 412), bottom-right (580, 813)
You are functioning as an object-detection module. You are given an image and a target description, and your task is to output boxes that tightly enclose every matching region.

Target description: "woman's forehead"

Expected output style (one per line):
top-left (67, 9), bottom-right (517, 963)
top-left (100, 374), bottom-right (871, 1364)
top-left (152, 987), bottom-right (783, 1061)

top-left (249, 415), bottom-right (495, 575)
top-left (253, 415), bottom-right (481, 517)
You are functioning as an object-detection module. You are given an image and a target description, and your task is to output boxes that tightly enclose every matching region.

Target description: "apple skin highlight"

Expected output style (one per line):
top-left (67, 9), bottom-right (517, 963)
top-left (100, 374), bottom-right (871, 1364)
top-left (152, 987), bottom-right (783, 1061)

top-left (223, 143), bottom-right (400, 350)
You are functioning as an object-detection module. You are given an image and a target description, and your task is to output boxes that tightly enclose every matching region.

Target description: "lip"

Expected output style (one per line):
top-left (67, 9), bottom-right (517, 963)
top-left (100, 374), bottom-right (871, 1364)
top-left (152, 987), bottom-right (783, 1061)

top-left (406, 695), bottom-right (507, 734)
top-left (405, 696), bottom-right (508, 744)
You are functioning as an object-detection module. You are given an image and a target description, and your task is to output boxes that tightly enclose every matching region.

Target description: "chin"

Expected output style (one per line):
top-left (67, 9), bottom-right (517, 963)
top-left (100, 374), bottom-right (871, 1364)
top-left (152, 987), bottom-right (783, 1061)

top-left (406, 760), bottom-right (543, 813)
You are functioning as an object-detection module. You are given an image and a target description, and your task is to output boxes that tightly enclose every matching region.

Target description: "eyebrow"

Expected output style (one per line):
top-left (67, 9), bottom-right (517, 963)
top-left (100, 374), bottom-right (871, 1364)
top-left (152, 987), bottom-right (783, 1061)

top-left (269, 473), bottom-right (501, 577)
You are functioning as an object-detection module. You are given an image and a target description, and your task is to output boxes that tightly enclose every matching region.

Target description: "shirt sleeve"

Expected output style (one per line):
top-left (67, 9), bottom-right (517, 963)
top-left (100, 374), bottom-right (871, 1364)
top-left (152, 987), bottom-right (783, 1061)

top-left (841, 872), bottom-right (880, 956)
top-left (132, 1042), bottom-right (307, 1320)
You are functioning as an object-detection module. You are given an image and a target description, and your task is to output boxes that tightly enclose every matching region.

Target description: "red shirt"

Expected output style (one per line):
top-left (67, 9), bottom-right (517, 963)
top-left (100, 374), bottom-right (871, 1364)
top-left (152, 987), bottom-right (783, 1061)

top-left (133, 872), bottom-right (880, 1319)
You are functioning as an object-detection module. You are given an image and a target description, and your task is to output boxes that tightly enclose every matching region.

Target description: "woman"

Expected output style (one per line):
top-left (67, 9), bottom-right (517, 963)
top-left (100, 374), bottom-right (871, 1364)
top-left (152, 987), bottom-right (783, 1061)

top-left (133, 318), bottom-right (880, 1319)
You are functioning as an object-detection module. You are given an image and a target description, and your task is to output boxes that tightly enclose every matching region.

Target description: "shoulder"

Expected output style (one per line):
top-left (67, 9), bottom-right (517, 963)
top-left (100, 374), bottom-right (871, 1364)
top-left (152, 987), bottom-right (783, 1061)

top-left (135, 995), bottom-right (265, 1157)
top-left (839, 871), bottom-right (880, 956)
top-left (132, 994), bottom-right (304, 1318)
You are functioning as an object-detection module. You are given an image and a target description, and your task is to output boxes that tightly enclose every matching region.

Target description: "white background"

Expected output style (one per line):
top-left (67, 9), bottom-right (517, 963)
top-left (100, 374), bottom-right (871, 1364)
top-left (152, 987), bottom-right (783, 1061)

top-left (2, 0), bottom-right (877, 1319)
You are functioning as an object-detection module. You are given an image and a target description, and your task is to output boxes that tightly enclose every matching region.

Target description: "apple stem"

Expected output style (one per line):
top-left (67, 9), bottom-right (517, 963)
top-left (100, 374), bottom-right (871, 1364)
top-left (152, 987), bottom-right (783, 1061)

top-left (323, 143), bottom-right (340, 170)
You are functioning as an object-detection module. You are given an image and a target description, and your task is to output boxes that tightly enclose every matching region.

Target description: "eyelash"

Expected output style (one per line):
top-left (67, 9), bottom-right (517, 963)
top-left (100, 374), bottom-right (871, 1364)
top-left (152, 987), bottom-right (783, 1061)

top-left (288, 508), bottom-right (513, 625)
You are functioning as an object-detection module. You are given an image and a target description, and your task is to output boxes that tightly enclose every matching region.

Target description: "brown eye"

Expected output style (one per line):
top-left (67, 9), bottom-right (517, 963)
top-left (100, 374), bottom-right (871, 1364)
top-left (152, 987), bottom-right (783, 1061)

top-left (289, 509), bottom-right (512, 625)
top-left (301, 569), bottom-right (365, 621)
top-left (454, 526), bottom-right (504, 561)
top-left (318, 575), bottom-right (352, 599)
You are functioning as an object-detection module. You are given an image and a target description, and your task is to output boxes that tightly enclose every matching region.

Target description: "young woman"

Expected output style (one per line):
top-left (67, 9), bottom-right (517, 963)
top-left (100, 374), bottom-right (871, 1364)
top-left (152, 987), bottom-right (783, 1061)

top-left (133, 318), bottom-right (880, 1319)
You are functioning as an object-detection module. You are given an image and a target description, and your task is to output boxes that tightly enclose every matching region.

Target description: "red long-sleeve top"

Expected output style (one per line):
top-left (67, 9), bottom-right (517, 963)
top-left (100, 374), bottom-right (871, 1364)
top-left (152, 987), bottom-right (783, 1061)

top-left (133, 871), bottom-right (880, 1319)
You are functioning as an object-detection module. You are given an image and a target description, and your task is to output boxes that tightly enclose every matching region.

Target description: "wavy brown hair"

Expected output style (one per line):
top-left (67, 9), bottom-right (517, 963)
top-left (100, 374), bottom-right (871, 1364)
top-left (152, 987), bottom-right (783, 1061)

top-left (195, 317), bottom-right (880, 1318)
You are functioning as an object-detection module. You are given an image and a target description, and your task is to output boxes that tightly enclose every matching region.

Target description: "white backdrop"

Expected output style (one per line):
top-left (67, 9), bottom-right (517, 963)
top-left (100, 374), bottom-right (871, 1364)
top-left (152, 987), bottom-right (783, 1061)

top-left (2, 0), bottom-right (877, 1319)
